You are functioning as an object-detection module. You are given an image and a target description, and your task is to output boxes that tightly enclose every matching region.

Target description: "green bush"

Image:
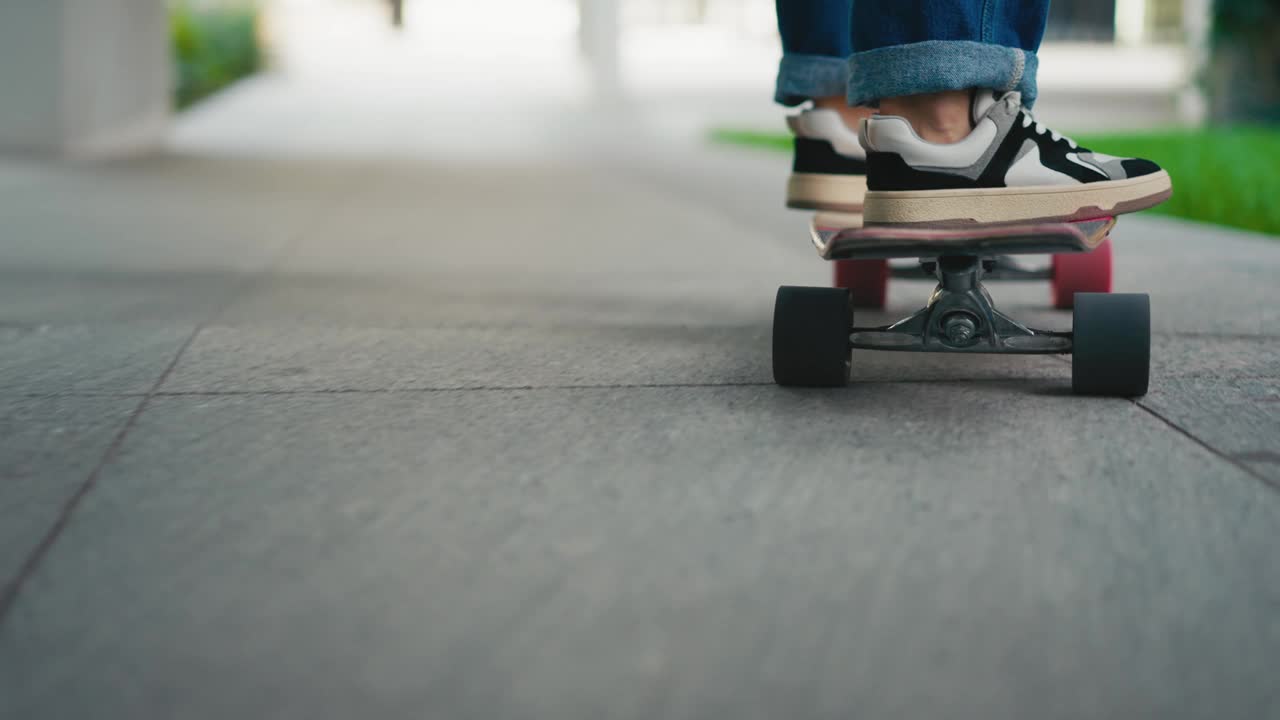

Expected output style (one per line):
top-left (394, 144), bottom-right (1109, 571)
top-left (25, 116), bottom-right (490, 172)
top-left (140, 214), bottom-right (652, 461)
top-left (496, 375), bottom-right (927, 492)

top-left (171, 2), bottom-right (263, 108)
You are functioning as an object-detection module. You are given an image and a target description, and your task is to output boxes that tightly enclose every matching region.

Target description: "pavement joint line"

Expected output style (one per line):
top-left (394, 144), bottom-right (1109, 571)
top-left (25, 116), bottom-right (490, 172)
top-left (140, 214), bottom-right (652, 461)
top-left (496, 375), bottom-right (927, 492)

top-left (111, 377), bottom-right (1121, 394)
top-left (147, 382), bottom-right (778, 395)
top-left (1046, 352), bottom-right (1280, 491)
top-left (144, 378), bottom-right (1075, 395)
top-left (1133, 400), bottom-right (1280, 494)
top-left (0, 325), bottom-right (202, 623)
top-left (3, 326), bottom-right (1279, 340)
top-left (0, 169), bottom-right (372, 624)
top-left (1154, 330), bottom-right (1280, 340)
top-left (6, 374), bottom-right (1280, 400)
top-left (6, 392), bottom-right (152, 398)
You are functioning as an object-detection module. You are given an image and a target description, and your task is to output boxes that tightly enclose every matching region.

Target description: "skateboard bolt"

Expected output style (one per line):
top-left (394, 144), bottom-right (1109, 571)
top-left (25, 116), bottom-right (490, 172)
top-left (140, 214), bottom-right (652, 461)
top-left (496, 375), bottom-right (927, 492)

top-left (944, 314), bottom-right (977, 344)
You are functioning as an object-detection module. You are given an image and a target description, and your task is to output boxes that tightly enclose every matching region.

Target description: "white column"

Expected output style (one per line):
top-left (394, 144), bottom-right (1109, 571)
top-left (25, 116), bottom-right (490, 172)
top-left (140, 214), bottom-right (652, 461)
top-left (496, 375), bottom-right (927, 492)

top-left (0, 0), bottom-right (170, 156)
top-left (578, 0), bottom-right (621, 98)
top-left (1114, 0), bottom-right (1147, 45)
top-left (1178, 0), bottom-right (1210, 124)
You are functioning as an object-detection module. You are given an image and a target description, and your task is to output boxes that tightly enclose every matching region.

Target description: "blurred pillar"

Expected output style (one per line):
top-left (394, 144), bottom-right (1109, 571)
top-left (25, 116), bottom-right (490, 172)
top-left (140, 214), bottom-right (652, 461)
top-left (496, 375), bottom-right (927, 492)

top-left (1114, 0), bottom-right (1146, 45)
top-left (1177, 0), bottom-right (1209, 124)
top-left (578, 0), bottom-right (621, 98)
top-left (0, 0), bottom-right (170, 156)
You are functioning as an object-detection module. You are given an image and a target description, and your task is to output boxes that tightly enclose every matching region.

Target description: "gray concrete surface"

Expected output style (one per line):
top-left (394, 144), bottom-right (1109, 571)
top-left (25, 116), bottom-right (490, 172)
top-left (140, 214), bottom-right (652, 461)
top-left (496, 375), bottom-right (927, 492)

top-left (3, 60), bottom-right (1280, 719)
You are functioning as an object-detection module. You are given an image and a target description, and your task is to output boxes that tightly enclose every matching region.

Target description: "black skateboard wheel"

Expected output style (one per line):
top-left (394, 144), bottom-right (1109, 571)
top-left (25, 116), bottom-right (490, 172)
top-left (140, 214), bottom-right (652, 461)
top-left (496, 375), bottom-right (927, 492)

top-left (1072, 292), bottom-right (1150, 397)
top-left (773, 286), bottom-right (852, 387)
top-left (833, 259), bottom-right (888, 309)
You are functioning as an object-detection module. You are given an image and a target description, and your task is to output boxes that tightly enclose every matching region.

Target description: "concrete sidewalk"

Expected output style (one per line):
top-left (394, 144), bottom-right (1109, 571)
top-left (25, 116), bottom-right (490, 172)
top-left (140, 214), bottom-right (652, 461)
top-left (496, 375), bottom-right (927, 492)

top-left (3, 20), bottom-right (1280, 718)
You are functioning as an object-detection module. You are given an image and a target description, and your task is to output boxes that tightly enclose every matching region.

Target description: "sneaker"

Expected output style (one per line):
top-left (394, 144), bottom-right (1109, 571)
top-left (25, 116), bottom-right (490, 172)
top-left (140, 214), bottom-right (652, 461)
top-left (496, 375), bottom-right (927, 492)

top-left (786, 108), bottom-right (868, 213)
top-left (859, 91), bottom-right (1172, 226)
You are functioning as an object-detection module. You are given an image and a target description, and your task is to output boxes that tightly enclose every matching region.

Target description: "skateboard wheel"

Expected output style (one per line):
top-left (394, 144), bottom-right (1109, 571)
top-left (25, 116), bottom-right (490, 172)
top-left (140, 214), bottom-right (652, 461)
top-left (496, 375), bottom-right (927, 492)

top-left (1051, 236), bottom-right (1112, 309)
top-left (772, 286), bottom-right (852, 387)
top-left (833, 259), bottom-right (888, 308)
top-left (1071, 293), bottom-right (1150, 397)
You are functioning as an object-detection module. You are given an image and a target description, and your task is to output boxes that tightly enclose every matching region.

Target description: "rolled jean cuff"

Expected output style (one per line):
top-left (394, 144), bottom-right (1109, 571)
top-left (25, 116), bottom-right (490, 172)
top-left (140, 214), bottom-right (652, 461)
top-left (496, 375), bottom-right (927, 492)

top-left (775, 54), bottom-right (851, 106)
top-left (847, 40), bottom-right (1039, 107)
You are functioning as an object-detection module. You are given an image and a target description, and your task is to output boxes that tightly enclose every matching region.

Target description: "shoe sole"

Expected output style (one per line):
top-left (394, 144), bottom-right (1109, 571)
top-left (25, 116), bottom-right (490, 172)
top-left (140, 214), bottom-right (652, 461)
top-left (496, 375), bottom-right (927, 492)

top-left (862, 170), bottom-right (1172, 226)
top-left (813, 211), bottom-right (864, 231)
top-left (787, 173), bottom-right (867, 213)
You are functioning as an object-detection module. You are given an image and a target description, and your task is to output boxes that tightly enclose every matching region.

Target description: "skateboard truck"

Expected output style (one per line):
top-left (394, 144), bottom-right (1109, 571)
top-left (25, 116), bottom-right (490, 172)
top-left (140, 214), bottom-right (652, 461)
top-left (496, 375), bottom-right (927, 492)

top-left (893, 255), bottom-right (1050, 282)
top-left (851, 254), bottom-right (1071, 354)
top-left (774, 218), bottom-right (1150, 396)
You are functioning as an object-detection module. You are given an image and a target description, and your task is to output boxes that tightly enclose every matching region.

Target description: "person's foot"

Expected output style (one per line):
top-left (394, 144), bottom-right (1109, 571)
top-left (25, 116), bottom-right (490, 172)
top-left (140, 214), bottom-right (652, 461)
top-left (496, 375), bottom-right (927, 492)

top-left (858, 91), bottom-right (1172, 226)
top-left (786, 108), bottom-right (868, 213)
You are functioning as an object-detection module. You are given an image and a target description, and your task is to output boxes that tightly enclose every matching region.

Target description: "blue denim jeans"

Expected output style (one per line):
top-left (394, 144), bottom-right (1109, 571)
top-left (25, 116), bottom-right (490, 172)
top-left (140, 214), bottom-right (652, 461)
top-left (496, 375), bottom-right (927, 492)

top-left (774, 1), bottom-right (1049, 107)
top-left (775, 0), bottom-right (853, 106)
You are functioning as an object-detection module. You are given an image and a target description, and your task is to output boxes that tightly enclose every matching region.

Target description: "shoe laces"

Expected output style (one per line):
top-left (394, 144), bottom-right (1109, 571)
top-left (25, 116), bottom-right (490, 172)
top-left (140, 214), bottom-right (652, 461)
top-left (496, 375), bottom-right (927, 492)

top-left (1020, 113), bottom-right (1077, 148)
top-left (998, 91), bottom-right (1079, 149)
top-left (1021, 113), bottom-right (1078, 150)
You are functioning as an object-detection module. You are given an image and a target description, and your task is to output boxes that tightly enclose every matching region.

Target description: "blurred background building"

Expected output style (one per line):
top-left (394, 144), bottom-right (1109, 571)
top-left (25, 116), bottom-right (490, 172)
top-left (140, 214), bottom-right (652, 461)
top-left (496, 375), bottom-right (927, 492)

top-left (0, 0), bottom-right (1261, 157)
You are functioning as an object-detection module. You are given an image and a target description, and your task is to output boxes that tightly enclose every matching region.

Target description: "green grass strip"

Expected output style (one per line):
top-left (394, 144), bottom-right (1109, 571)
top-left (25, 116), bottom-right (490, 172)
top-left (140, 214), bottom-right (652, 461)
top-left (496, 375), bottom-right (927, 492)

top-left (710, 126), bottom-right (1280, 236)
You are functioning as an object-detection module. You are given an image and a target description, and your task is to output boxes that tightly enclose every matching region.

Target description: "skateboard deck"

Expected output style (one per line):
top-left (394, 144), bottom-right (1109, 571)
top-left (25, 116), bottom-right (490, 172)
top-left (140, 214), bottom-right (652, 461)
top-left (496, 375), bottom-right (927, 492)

top-left (812, 217), bottom-right (1116, 261)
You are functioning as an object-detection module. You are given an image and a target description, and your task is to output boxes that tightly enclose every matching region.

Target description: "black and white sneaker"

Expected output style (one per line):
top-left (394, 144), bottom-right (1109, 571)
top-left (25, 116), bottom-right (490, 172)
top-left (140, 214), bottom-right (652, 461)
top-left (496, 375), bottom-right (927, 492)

top-left (787, 109), bottom-right (868, 213)
top-left (859, 90), bottom-right (1172, 226)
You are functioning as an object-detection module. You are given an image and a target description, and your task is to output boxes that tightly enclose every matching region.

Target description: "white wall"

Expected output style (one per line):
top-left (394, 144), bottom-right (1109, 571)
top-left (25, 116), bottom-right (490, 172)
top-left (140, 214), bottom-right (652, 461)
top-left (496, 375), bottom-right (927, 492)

top-left (0, 0), bottom-right (170, 156)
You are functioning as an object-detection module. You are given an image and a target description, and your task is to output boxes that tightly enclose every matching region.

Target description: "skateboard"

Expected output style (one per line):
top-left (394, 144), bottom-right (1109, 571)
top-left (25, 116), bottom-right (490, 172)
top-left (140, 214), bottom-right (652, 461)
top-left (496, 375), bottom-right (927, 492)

top-left (812, 212), bottom-right (1114, 310)
top-left (773, 216), bottom-right (1149, 396)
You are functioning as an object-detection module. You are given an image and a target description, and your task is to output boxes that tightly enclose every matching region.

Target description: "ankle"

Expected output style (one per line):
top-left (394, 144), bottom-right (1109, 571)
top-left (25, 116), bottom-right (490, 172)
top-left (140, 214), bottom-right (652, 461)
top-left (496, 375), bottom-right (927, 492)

top-left (880, 90), bottom-right (973, 144)
top-left (811, 96), bottom-right (875, 131)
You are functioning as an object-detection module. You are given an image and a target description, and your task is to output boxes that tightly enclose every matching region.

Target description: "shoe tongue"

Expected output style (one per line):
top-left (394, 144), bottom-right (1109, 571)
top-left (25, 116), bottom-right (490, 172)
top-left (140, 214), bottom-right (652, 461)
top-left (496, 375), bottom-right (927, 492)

top-left (970, 89), bottom-right (1000, 124)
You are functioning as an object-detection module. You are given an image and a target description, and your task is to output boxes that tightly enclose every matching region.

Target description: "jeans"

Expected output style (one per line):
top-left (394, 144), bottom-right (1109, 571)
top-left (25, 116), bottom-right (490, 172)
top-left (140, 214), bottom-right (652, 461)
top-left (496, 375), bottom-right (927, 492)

top-left (774, 1), bottom-right (1049, 108)
top-left (774, 0), bottom-right (853, 106)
